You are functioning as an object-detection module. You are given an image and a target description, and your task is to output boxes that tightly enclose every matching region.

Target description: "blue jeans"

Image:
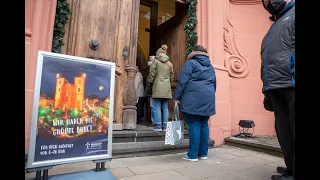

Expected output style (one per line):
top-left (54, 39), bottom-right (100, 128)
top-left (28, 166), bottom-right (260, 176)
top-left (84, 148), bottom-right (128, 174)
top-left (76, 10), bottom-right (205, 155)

top-left (150, 98), bottom-right (169, 127)
top-left (182, 112), bottom-right (209, 159)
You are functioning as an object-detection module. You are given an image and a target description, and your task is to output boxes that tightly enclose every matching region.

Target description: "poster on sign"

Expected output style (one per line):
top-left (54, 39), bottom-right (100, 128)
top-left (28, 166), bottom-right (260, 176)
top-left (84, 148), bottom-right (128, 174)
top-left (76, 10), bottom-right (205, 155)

top-left (26, 51), bottom-right (115, 169)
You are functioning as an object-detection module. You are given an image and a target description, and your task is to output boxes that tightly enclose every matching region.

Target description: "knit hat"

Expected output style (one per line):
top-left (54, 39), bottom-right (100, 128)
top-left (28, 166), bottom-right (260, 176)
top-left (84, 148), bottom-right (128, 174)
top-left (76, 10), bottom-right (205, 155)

top-left (156, 44), bottom-right (168, 56)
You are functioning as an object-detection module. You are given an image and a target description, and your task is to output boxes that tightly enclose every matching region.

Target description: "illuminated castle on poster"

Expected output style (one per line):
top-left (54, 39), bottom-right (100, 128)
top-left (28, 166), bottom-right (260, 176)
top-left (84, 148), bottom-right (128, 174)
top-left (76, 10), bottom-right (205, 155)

top-left (54, 73), bottom-right (86, 111)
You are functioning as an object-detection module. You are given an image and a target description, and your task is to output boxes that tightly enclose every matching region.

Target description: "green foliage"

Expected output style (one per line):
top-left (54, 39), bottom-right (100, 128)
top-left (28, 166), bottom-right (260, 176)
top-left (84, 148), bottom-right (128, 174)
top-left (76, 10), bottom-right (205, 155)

top-left (184, 0), bottom-right (198, 56)
top-left (52, 0), bottom-right (71, 53)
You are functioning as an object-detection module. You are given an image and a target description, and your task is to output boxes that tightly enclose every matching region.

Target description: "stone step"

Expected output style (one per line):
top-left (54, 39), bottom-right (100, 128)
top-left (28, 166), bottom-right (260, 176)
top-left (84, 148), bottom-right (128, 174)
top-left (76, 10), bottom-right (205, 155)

top-left (225, 137), bottom-right (283, 157)
top-left (113, 129), bottom-right (189, 143)
top-left (112, 139), bottom-right (215, 159)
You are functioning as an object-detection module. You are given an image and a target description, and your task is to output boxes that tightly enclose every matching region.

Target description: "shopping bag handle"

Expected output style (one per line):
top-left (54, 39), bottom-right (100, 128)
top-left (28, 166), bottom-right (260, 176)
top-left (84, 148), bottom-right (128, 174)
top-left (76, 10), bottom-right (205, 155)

top-left (172, 102), bottom-right (180, 121)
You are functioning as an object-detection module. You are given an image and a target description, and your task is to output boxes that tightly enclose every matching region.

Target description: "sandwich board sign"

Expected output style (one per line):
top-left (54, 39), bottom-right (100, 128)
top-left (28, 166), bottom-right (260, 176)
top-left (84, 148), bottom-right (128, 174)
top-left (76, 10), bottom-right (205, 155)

top-left (26, 51), bottom-right (115, 169)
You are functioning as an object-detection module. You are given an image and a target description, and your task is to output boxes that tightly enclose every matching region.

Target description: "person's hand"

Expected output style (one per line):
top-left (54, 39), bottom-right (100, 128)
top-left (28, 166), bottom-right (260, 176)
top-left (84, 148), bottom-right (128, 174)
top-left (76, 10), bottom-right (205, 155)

top-left (174, 100), bottom-right (180, 104)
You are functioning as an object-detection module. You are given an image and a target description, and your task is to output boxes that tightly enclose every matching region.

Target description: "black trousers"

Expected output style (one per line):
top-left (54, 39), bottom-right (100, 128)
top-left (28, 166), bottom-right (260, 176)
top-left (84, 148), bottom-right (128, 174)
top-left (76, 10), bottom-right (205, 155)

top-left (269, 88), bottom-right (295, 177)
top-left (136, 97), bottom-right (144, 124)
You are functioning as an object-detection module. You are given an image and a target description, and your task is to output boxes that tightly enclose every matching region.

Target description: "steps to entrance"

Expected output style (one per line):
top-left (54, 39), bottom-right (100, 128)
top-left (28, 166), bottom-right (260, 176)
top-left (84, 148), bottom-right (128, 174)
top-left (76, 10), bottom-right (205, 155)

top-left (112, 139), bottom-right (215, 159)
top-left (113, 130), bottom-right (189, 143)
top-left (111, 125), bottom-right (214, 158)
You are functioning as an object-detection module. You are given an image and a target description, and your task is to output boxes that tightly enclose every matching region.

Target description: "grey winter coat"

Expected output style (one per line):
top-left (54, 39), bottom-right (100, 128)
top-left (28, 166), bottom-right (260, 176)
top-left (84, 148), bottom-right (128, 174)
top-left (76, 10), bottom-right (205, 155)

top-left (260, 2), bottom-right (295, 93)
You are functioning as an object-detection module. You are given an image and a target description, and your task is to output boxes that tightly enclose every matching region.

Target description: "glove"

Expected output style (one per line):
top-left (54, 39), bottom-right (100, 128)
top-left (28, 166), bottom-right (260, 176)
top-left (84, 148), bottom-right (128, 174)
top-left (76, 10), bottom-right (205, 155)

top-left (263, 92), bottom-right (273, 112)
top-left (144, 83), bottom-right (152, 97)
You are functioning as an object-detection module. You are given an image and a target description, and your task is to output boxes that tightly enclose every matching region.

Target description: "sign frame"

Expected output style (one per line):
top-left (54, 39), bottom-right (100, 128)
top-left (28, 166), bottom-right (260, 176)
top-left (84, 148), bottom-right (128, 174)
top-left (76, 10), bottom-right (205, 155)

top-left (26, 51), bottom-right (115, 169)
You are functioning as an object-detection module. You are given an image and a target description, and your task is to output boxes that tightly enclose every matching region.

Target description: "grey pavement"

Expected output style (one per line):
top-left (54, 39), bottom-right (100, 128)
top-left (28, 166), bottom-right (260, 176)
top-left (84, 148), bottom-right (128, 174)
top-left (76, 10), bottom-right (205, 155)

top-left (25, 145), bottom-right (285, 180)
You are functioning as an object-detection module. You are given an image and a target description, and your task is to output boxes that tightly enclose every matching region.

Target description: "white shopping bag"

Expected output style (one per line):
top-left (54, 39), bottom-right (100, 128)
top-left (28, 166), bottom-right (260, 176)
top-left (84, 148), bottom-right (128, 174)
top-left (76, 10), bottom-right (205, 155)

top-left (165, 102), bottom-right (184, 145)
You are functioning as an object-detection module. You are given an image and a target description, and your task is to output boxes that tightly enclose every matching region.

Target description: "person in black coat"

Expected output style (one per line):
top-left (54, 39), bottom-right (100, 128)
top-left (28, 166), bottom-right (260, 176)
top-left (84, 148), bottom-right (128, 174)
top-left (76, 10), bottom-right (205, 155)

top-left (261, 0), bottom-right (295, 179)
top-left (174, 45), bottom-right (216, 162)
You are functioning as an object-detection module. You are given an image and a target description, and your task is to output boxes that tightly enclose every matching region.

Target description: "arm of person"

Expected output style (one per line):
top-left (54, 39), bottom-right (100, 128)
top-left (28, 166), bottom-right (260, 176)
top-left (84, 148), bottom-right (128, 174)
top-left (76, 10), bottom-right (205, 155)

top-left (212, 66), bottom-right (217, 91)
top-left (170, 64), bottom-right (174, 85)
top-left (147, 61), bottom-right (157, 85)
top-left (174, 60), bottom-right (193, 101)
top-left (134, 72), bottom-right (140, 103)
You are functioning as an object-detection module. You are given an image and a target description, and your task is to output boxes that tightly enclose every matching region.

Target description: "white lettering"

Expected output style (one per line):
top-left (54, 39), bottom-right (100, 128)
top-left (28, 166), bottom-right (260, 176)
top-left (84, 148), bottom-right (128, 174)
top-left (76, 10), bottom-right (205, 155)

top-left (52, 119), bottom-right (64, 126)
top-left (53, 127), bottom-right (75, 136)
top-left (40, 151), bottom-right (47, 155)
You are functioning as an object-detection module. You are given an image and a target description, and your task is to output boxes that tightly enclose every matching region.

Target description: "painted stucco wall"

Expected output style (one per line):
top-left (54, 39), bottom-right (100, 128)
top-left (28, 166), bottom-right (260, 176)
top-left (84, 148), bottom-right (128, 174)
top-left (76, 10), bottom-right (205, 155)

top-left (25, 0), bottom-right (57, 151)
top-left (197, 0), bottom-right (275, 145)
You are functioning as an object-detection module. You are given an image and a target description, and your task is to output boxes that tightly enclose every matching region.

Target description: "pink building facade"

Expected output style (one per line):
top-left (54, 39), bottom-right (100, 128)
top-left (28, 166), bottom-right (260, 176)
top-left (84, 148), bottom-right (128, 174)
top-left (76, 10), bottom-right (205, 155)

top-left (25, 0), bottom-right (275, 150)
top-left (196, 0), bottom-right (275, 145)
top-left (25, 0), bottom-right (57, 151)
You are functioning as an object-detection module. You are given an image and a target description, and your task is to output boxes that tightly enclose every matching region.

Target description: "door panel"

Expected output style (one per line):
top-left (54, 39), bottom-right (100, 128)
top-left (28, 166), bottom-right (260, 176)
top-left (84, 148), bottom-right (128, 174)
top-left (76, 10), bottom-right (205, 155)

top-left (62, 0), bottom-right (138, 125)
top-left (65, 0), bottom-right (119, 58)
top-left (156, 3), bottom-right (188, 120)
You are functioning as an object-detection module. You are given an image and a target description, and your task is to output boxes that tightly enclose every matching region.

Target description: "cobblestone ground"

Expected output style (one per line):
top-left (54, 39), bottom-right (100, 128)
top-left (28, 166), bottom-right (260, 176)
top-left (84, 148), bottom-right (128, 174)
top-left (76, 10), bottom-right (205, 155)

top-left (25, 145), bottom-right (285, 180)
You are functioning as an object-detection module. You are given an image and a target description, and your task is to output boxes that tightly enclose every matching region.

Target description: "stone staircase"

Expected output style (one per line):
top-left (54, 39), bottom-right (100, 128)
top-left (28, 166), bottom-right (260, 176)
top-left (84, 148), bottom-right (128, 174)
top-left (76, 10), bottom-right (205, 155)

top-left (25, 125), bottom-right (215, 164)
top-left (112, 125), bottom-right (215, 158)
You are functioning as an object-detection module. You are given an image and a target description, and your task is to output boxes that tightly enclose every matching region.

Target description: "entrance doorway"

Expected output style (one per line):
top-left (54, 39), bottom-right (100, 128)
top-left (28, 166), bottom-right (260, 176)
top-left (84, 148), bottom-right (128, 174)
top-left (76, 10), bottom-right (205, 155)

top-left (136, 0), bottom-right (188, 129)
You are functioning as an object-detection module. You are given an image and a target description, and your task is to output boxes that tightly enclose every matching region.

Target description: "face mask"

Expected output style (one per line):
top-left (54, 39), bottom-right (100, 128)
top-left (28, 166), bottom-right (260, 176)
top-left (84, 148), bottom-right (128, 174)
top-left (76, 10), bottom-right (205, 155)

top-left (262, 0), bottom-right (287, 15)
top-left (148, 61), bottom-right (153, 66)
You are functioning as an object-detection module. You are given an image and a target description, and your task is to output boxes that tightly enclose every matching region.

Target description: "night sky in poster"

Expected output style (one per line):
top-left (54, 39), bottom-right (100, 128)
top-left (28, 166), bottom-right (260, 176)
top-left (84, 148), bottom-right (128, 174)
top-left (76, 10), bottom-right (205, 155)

top-left (40, 56), bottom-right (111, 98)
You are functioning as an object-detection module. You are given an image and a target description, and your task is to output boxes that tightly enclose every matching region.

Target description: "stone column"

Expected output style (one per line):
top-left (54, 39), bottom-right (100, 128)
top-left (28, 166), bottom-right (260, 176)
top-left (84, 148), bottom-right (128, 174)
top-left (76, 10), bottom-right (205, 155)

top-left (122, 66), bottom-right (138, 129)
top-left (122, 0), bottom-right (140, 129)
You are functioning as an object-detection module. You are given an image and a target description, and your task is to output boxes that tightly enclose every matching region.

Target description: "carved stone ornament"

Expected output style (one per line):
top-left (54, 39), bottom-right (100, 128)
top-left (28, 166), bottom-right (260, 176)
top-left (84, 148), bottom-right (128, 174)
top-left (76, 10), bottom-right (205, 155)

top-left (122, 46), bottom-right (129, 61)
top-left (223, 1), bottom-right (250, 78)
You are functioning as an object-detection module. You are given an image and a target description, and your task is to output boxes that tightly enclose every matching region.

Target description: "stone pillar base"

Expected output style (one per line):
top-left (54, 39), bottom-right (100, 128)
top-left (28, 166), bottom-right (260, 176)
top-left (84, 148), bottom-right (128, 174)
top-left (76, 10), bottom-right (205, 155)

top-left (122, 106), bottom-right (137, 130)
top-left (112, 123), bottom-right (123, 131)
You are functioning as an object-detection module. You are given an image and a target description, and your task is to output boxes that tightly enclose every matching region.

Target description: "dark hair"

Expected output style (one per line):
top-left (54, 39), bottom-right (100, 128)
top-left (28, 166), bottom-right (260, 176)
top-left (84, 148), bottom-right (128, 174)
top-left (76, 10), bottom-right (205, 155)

top-left (193, 45), bottom-right (207, 53)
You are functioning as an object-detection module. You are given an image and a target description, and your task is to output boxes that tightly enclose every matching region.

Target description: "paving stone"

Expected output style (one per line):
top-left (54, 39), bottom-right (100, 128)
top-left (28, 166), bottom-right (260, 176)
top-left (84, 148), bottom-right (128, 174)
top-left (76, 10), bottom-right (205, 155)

top-left (207, 151), bottom-right (241, 162)
top-left (118, 170), bottom-right (190, 180)
top-left (210, 147), bottom-right (235, 155)
top-left (174, 163), bottom-right (235, 180)
top-left (204, 176), bottom-right (229, 180)
top-left (128, 162), bottom-right (183, 175)
top-left (107, 156), bottom-right (167, 169)
top-left (110, 167), bottom-right (135, 178)
top-left (215, 163), bottom-right (278, 180)
top-left (219, 155), bottom-right (273, 171)
top-left (228, 148), bottom-right (260, 157)
top-left (158, 153), bottom-right (185, 161)
top-left (251, 152), bottom-right (283, 162)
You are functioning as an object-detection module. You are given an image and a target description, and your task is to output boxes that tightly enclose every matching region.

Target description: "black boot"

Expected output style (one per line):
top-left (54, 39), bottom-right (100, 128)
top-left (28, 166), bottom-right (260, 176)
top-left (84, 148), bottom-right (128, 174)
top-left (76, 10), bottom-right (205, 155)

top-left (277, 166), bottom-right (292, 175)
top-left (271, 174), bottom-right (294, 180)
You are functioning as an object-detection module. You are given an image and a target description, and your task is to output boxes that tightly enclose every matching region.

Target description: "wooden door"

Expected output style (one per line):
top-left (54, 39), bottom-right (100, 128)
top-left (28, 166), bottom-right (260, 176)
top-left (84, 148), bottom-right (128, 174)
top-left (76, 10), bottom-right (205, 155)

top-left (156, 2), bottom-right (188, 120)
top-left (62, 0), bottom-right (140, 129)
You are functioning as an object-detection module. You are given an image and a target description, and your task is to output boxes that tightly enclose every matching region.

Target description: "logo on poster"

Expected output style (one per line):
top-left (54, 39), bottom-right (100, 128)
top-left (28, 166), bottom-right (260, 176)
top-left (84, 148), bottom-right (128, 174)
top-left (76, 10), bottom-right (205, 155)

top-left (85, 141), bottom-right (102, 149)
